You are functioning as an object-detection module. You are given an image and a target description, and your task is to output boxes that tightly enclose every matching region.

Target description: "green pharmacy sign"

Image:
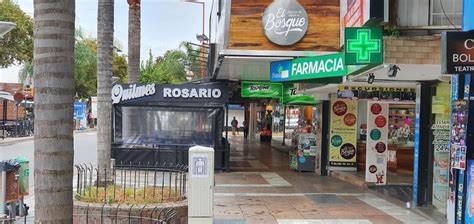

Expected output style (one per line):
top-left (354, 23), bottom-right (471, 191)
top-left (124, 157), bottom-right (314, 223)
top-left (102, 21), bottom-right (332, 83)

top-left (282, 85), bottom-right (316, 105)
top-left (241, 82), bottom-right (283, 98)
top-left (344, 27), bottom-right (383, 65)
top-left (270, 53), bottom-right (347, 82)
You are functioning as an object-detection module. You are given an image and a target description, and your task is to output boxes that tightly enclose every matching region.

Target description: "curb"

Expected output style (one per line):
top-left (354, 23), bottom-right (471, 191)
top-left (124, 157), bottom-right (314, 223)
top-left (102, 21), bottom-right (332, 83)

top-left (0, 128), bottom-right (97, 146)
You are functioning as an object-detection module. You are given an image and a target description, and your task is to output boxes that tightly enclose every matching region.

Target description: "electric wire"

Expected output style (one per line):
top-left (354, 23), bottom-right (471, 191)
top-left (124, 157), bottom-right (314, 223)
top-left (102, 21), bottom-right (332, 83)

top-left (439, 0), bottom-right (461, 31)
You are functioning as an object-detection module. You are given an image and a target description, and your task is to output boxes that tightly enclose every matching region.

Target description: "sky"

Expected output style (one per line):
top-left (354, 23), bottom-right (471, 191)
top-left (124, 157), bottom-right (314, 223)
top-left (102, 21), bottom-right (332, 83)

top-left (0, 0), bottom-right (213, 83)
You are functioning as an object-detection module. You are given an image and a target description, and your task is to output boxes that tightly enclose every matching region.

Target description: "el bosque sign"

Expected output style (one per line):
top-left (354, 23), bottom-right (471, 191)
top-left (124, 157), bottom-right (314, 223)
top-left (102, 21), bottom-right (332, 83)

top-left (442, 31), bottom-right (474, 74)
top-left (262, 0), bottom-right (308, 46)
top-left (112, 83), bottom-right (227, 104)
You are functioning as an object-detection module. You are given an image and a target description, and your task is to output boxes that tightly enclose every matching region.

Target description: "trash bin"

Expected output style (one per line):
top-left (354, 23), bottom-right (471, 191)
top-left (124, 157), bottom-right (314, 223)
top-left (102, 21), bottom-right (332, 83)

top-left (15, 157), bottom-right (29, 196)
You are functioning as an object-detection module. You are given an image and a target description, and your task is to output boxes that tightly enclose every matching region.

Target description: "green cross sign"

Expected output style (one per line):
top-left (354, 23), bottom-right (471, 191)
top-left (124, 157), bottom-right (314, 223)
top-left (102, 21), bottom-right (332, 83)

top-left (344, 27), bottom-right (383, 65)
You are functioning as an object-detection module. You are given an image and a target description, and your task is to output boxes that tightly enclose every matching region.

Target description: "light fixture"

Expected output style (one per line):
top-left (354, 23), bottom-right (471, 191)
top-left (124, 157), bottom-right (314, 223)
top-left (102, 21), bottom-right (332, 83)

top-left (387, 64), bottom-right (401, 77)
top-left (367, 73), bottom-right (375, 84)
top-left (196, 34), bottom-right (209, 43)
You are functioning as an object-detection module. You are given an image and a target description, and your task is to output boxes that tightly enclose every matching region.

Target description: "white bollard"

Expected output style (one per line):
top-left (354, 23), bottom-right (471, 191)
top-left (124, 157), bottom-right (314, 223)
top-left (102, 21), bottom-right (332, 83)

top-left (188, 146), bottom-right (214, 224)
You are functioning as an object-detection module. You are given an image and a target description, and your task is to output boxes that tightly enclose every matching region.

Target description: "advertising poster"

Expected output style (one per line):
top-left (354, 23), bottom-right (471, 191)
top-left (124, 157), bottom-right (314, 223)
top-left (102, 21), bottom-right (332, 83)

top-left (465, 160), bottom-right (474, 224)
top-left (329, 96), bottom-right (358, 169)
top-left (451, 100), bottom-right (469, 170)
top-left (365, 102), bottom-right (389, 185)
top-left (432, 120), bottom-right (451, 211)
top-left (448, 75), bottom-right (459, 224)
top-left (90, 96), bottom-right (97, 119)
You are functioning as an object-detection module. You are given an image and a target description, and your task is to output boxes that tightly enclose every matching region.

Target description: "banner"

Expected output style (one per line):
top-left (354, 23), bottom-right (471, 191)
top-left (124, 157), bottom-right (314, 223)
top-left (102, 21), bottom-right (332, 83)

top-left (329, 97), bottom-right (358, 169)
top-left (241, 82), bottom-right (282, 98)
top-left (337, 85), bottom-right (416, 101)
top-left (365, 102), bottom-right (389, 184)
top-left (282, 85), bottom-right (316, 105)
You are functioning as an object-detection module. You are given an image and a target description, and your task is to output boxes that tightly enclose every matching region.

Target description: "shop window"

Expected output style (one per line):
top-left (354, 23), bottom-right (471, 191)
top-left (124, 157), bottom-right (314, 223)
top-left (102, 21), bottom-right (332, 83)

top-left (430, 0), bottom-right (462, 26)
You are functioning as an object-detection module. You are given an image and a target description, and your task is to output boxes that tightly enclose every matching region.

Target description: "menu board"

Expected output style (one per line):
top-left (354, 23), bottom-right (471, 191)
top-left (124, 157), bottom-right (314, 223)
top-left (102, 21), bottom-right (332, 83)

top-left (329, 97), bottom-right (358, 169)
top-left (365, 102), bottom-right (389, 185)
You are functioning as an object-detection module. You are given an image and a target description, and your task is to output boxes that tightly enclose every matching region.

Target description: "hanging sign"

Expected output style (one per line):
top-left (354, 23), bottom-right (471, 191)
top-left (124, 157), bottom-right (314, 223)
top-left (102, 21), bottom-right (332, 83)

top-left (329, 97), bottom-right (358, 169)
top-left (337, 85), bottom-right (416, 101)
top-left (366, 102), bottom-right (389, 185)
top-left (344, 27), bottom-right (384, 65)
top-left (241, 82), bottom-right (283, 98)
top-left (270, 53), bottom-right (347, 82)
top-left (441, 31), bottom-right (474, 74)
top-left (282, 85), bottom-right (316, 104)
top-left (262, 0), bottom-right (308, 46)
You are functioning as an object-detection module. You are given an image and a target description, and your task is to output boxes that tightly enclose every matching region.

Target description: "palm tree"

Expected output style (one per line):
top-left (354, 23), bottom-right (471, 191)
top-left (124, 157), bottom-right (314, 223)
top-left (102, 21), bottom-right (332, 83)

top-left (97, 0), bottom-right (114, 181)
top-left (33, 0), bottom-right (75, 222)
top-left (127, 0), bottom-right (140, 83)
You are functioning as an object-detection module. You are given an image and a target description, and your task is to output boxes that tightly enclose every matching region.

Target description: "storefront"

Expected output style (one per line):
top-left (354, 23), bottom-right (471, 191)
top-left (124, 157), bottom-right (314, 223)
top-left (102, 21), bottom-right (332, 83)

top-left (111, 82), bottom-right (229, 169)
top-left (331, 84), bottom-right (417, 184)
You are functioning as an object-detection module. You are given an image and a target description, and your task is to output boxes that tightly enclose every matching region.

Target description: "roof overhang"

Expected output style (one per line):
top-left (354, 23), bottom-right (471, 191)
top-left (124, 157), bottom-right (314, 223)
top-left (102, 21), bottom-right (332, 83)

top-left (214, 49), bottom-right (339, 82)
top-left (302, 63), bottom-right (448, 100)
top-left (0, 91), bottom-right (14, 101)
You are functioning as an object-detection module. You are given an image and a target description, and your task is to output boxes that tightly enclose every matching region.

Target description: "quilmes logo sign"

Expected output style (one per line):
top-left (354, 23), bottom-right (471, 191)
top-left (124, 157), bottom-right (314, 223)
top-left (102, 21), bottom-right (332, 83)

top-left (262, 0), bottom-right (308, 46)
top-left (270, 53), bottom-right (347, 82)
top-left (112, 83), bottom-right (156, 104)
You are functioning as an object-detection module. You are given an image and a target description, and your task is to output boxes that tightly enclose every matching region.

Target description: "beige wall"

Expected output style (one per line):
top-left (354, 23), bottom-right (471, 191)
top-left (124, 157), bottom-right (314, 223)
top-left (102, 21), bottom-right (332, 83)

top-left (384, 36), bottom-right (441, 65)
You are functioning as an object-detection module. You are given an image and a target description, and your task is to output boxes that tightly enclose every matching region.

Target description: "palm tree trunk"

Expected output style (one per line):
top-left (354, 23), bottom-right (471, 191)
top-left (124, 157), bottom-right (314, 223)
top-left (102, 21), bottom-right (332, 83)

top-left (127, 0), bottom-right (140, 83)
top-left (97, 0), bottom-right (114, 181)
top-left (33, 0), bottom-right (75, 223)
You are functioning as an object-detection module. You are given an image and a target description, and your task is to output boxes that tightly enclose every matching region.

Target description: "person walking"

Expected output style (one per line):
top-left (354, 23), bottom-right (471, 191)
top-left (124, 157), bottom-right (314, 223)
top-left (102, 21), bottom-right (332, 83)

top-left (231, 117), bottom-right (238, 136)
top-left (243, 119), bottom-right (249, 139)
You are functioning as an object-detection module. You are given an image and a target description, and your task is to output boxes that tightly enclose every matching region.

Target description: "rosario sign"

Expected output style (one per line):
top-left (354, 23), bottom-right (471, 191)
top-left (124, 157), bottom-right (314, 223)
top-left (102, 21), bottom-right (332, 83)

top-left (112, 83), bottom-right (228, 104)
top-left (270, 53), bottom-right (347, 82)
top-left (262, 0), bottom-right (308, 46)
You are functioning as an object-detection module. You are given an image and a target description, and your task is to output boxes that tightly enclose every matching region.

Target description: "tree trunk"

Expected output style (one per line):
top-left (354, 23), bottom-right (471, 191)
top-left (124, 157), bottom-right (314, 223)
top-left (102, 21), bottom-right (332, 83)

top-left (128, 0), bottom-right (140, 83)
top-left (33, 0), bottom-right (75, 223)
top-left (97, 0), bottom-right (114, 181)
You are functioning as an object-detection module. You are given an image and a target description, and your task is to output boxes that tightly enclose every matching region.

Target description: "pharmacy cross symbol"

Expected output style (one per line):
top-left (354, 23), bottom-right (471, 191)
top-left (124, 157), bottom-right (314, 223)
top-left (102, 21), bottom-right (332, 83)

top-left (346, 29), bottom-right (381, 63)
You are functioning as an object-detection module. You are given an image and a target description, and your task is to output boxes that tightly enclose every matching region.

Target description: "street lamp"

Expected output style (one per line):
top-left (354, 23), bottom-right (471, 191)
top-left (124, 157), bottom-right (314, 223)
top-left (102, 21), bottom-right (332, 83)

top-left (0, 21), bottom-right (16, 38)
top-left (181, 0), bottom-right (206, 79)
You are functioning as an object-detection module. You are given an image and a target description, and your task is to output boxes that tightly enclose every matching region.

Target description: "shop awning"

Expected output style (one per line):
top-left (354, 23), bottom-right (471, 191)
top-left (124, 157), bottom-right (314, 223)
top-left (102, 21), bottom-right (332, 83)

top-left (0, 91), bottom-right (14, 101)
top-left (214, 49), bottom-right (338, 81)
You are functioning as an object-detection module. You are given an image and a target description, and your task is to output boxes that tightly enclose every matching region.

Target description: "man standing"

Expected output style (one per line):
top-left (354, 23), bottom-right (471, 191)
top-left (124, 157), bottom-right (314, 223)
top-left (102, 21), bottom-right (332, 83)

top-left (231, 117), bottom-right (238, 136)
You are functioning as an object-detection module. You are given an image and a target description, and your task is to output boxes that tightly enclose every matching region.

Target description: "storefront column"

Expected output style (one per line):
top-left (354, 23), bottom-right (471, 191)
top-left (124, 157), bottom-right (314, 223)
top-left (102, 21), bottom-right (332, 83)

top-left (321, 101), bottom-right (330, 176)
top-left (249, 103), bottom-right (257, 140)
top-left (413, 82), bottom-right (434, 206)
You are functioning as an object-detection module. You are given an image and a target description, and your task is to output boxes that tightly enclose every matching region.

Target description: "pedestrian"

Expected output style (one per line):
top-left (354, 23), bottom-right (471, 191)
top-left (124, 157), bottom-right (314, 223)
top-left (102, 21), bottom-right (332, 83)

top-left (243, 119), bottom-right (249, 139)
top-left (231, 117), bottom-right (238, 136)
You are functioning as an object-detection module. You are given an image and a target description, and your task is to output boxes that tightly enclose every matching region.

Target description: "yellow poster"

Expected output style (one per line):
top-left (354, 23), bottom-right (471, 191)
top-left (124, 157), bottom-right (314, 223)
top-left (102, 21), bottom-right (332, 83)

top-left (329, 96), bottom-right (358, 168)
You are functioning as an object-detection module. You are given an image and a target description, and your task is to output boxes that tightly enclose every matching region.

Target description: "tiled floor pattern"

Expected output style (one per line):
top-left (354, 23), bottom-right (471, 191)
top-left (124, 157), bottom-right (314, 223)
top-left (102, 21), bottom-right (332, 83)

top-left (214, 136), bottom-right (438, 224)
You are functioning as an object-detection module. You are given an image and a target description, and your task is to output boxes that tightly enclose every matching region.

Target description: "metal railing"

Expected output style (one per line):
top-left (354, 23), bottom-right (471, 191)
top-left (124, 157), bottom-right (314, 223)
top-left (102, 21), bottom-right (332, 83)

top-left (74, 163), bottom-right (188, 204)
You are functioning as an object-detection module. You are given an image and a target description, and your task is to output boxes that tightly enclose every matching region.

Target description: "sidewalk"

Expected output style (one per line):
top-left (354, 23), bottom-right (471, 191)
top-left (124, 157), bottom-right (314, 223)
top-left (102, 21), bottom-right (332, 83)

top-left (214, 136), bottom-right (441, 224)
top-left (0, 128), bottom-right (97, 146)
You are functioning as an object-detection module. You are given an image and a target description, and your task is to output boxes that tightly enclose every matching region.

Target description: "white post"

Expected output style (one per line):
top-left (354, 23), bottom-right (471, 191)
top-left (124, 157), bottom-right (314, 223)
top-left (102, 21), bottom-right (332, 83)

top-left (0, 171), bottom-right (6, 215)
top-left (188, 146), bottom-right (214, 224)
top-left (249, 103), bottom-right (257, 140)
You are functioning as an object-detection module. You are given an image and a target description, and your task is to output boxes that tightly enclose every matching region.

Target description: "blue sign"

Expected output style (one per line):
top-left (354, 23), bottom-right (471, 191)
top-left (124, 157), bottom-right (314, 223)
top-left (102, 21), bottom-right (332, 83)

top-left (465, 160), bottom-right (474, 223)
top-left (463, 0), bottom-right (474, 32)
top-left (74, 102), bottom-right (86, 120)
top-left (412, 85), bottom-right (421, 205)
top-left (228, 104), bottom-right (245, 110)
top-left (299, 156), bottom-right (306, 164)
top-left (270, 60), bottom-right (292, 82)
